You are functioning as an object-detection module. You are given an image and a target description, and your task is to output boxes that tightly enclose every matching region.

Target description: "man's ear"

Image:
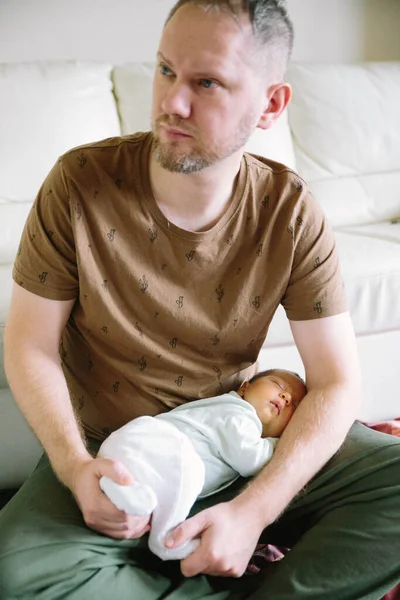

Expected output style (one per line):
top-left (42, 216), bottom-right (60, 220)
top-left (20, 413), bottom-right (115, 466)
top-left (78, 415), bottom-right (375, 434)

top-left (237, 380), bottom-right (250, 398)
top-left (257, 82), bottom-right (292, 131)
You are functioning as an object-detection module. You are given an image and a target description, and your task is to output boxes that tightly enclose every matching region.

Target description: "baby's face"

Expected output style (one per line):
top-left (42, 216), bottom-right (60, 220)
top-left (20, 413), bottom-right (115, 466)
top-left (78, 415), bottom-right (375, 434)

top-left (238, 370), bottom-right (307, 438)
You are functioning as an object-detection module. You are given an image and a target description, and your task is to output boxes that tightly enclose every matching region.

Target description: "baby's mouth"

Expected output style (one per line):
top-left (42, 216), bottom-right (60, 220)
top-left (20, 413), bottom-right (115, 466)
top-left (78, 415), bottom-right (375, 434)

top-left (270, 401), bottom-right (281, 415)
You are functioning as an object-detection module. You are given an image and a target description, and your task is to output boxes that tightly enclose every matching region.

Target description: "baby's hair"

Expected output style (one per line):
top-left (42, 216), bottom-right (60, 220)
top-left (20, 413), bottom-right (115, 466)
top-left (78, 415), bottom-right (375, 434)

top-left (249, 368), bottom-right (305, 386)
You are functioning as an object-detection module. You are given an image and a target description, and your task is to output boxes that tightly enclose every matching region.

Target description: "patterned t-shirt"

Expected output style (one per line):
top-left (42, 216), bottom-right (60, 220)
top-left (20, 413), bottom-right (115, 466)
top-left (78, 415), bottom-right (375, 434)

top-left (13, 132), bottom-right (347, 439)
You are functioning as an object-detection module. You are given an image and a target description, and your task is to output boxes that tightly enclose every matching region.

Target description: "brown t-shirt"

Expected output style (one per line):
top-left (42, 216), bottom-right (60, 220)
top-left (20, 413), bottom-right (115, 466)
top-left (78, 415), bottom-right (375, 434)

top-left (13, 132), bottom-right (347, 440)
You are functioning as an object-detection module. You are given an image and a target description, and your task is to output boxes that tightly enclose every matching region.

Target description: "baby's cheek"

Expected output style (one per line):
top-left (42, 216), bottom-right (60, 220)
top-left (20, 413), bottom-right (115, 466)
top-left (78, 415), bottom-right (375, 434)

top-left (285, 409), bottom-right (296, 425)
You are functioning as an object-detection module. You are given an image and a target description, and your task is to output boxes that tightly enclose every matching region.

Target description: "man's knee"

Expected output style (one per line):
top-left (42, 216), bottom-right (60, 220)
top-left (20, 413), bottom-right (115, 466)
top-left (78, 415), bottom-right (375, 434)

top-left (0, 527), bottom-right (28, 598)
top-left (0, 513), bottom-right (79, 598)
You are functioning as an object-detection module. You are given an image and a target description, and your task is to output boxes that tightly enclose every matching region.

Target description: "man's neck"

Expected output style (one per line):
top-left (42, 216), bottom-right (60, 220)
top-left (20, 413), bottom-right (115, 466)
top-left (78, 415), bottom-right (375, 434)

top-left (149, 151), bottom-right (243, 232)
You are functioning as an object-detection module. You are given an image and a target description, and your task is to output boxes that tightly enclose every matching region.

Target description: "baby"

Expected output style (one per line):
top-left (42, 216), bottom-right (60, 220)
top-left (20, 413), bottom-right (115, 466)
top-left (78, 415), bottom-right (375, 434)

top-left (98, 368), bottom-right (307, 560)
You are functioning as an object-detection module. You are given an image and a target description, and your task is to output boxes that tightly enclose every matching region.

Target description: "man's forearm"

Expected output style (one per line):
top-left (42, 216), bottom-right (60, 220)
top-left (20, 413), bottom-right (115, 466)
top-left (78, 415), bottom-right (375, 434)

top-left (236, 382), bottom-right (361, 526)
top-left (5, 344), bottom-right (92, 488)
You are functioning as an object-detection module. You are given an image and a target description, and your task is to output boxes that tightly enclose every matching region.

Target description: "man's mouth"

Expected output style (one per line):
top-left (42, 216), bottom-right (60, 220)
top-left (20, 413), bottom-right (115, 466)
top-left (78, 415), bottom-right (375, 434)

top-left (159, 122), bottom-right (193, 138)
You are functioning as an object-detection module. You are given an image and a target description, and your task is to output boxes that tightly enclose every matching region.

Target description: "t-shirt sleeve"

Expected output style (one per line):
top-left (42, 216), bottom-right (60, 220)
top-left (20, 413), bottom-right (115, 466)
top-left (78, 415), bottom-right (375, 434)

top-left (281, 188), bottom-right (348, 321)
top-left (12, 158), bottom-right (79, 300)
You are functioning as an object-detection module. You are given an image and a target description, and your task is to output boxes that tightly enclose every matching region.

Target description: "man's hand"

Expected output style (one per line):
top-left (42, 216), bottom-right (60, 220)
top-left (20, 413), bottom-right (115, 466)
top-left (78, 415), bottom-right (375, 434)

top-left (70, 457), bottom-right (151, 539)
top-left (165, 499), bottom-right (264, 577)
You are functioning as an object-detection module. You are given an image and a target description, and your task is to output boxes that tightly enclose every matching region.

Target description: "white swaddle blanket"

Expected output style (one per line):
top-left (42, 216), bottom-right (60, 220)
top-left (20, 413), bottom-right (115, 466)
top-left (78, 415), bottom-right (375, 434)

top-left (98, 394), bottom-right (277, 560)
top-left (99, 416), bottom-right (205, 560)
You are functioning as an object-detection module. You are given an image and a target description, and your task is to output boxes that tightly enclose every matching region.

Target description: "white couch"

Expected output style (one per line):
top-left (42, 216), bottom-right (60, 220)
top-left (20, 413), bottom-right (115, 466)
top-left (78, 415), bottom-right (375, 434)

top-left (1, 60), bottom-right (399, 490)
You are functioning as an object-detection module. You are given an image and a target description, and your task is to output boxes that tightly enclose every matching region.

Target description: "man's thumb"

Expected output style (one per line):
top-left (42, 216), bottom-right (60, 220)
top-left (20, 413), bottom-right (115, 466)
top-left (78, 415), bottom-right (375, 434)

top-left (165, 513), bottom-right (206, 548)
top-left (98, 458), bottom-right (134, 485)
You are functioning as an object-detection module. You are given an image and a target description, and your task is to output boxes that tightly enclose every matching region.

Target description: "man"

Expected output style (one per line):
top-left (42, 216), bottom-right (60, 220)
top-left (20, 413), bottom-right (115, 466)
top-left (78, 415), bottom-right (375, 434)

top-left (1, 1), bottom-right (399, 598)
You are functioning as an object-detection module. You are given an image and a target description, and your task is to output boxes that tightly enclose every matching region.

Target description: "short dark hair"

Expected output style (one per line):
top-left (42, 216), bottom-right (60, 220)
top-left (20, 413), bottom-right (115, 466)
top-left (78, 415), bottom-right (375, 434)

top-left (165, 0), bottom-right (294, 73)
top-left (249, 368), bottom-right (305, 386)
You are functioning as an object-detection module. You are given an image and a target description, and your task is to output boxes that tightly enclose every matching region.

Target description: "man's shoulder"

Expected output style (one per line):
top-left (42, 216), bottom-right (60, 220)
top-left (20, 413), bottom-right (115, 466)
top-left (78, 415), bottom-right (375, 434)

top-left (242, 151), bottom-right (322, 228)
top-left (244, 151), bottom-right (308, 190)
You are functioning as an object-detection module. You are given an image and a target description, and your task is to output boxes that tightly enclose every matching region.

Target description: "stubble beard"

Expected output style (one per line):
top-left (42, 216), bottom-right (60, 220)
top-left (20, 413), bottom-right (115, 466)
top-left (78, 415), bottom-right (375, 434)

top-left (152, 136), bottom-right (217, 174)
top-left (152, 113), bottom-right (258, 174)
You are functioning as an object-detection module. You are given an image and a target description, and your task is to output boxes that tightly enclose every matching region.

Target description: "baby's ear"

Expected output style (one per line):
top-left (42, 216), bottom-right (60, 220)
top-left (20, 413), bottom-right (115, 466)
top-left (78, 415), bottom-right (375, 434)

top-left (237, 381), bottom-right (250, 397)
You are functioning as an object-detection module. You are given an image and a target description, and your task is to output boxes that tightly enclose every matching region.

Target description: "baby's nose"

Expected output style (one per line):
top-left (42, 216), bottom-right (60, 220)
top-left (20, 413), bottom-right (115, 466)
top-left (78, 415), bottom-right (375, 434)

top-left (280, 392), bottom-right (292, 404)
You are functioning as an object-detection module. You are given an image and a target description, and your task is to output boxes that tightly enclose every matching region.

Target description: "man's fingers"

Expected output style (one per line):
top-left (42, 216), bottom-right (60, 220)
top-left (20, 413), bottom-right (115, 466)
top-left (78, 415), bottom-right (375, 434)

top-left (165, 512), bottom-right (208, 549)
top-left (87, 512), bottom-right (151, 539)
top-left (96, 487), bottom-right (129, 521)
top-left (96, 458), bottom-right (134, 486)
top-left (180, 554), bottom-right (206, 578)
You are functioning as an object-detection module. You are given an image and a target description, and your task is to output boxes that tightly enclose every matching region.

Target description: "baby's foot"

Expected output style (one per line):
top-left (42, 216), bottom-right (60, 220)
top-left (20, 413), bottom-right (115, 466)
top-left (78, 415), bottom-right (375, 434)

top-left (99, 476), bottom-right (157, 516)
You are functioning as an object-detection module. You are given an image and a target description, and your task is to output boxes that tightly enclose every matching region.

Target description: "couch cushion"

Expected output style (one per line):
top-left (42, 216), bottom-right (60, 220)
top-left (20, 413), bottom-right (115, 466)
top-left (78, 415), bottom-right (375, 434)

top-left (113, 62), bottom-right (297, 169)
top-left (0, 270), bottom-right (14, 388)
top-left (0, 202), bottom-right (32, 264)
top-left (335, 221), bottom-right (400, 335)
top-left (0, 61), bottom-right (121, 204)
top-left (0, 325), bottom-right (6, 389)
top-left (0, 387), bottom-right (42, 488)
top-left (287, 63), bottom-right (400, 227)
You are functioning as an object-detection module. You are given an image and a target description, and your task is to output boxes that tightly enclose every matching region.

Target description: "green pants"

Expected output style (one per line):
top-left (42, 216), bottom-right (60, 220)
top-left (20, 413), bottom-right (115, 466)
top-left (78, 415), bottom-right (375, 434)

top-left (0, 422), bottom-right (399, 600)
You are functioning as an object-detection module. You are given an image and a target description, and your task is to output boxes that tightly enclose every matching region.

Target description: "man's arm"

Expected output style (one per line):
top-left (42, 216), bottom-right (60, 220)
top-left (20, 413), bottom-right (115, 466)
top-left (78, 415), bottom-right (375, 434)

top-left (4, 283), bottom-right (150, 539)
top-left (4, 282), bottom-right (88, 485)
top-left (167, 311), bottom-right (362, 576)
top-left (234, 311), bottom-right (362, 522)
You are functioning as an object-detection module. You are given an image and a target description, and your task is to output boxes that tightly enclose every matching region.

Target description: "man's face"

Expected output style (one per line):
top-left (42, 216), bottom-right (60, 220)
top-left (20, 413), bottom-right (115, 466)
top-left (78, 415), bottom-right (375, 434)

top-left (239, 371), bottom-right (307, 438)
top-left (151, 3), bottom-right (268, 173)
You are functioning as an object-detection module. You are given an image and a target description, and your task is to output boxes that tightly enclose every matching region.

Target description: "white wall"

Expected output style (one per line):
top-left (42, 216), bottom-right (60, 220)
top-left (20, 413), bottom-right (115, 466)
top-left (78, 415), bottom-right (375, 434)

top-left (0, 0), bottom-right (399, 65)
top-left (288, 0), bottom-right (400, 62)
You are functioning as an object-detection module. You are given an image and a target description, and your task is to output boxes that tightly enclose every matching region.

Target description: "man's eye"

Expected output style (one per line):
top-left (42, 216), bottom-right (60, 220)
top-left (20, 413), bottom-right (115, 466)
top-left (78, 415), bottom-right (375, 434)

top-left (160, 64), bottom-right (173, 76)
top-left (200, 79), bottom-right (217, 89)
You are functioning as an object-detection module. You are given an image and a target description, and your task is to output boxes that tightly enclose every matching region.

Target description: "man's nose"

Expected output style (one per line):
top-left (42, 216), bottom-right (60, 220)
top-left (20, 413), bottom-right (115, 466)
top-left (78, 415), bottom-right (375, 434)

top-left (161, 81), bottom-right (191, 119)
